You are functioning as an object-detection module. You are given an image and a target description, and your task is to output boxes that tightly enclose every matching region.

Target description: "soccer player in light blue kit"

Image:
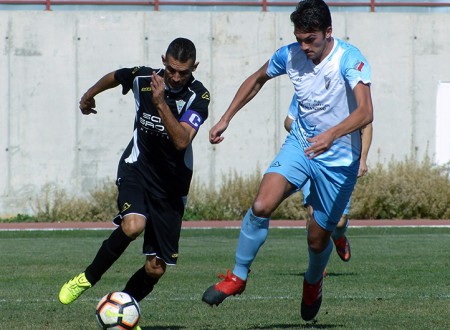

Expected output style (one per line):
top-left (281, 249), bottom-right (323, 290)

top-left (285, 94), bottom-right (373, 268)
top-left (202, 0), bottom-right (373, 321)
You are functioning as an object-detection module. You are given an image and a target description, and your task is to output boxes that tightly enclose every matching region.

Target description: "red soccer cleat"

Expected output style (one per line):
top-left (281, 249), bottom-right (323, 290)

top-left (333, 235), bottom-right (351, 262)
top-left (202, 269), bottom-right (246, 306)
top-left (301, 276), bottom-right (323, 321)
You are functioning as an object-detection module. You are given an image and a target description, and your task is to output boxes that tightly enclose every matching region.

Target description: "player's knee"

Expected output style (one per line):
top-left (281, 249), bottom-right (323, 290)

top-left (121, 215), bottom-right (146, 240)
top-left (144, 258), bottom-right (166, 279)
top-left (308, 239), bottom-right (328, 253)
top-left (251, 199), bottom-right (273, 218)
top-left (307, 228), bottom-right (331, 253)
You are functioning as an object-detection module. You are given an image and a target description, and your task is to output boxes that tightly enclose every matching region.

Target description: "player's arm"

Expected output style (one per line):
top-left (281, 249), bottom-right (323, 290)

top-left (150, 72), bottom-right (198, 150)
top-left (284, 116), bottom-right (294, 132)
top-left (209, 61), bottom-right (271, 144)
top-left (79, 72), bottom-right (120, 115)
top-left (305, 82), bottom-right (373, 158)
top-left (358, 122), bottom-right (373, 177)
top-left (284, 94), bottom-right (298, 132)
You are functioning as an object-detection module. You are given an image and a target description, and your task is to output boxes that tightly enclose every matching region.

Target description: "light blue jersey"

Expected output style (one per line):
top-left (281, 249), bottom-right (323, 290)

top-left (265, 38), bottom-right (370, 228)
top-left (268, 38), bottom-right (371, 167)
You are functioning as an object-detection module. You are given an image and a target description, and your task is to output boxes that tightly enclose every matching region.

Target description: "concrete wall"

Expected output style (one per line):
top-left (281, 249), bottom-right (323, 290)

top-left (1, 11), bottom-right (449, 216)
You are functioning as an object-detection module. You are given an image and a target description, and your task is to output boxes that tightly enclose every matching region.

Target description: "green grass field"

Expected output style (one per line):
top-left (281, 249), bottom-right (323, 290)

top-left (0, 227), bottom-right (449, 329)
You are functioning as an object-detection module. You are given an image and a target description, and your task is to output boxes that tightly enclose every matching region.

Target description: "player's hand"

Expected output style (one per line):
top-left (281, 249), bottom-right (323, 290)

top-left (79, 94), bottom-right (97, 115)
top-left (304, 130), bottom-right (334, 159)
top-left (150, 72), bottom-right (165, 107)
top-left (358, 159), bottom-right (368, 177)
top-left (209, 120), bottom-right (228, 144)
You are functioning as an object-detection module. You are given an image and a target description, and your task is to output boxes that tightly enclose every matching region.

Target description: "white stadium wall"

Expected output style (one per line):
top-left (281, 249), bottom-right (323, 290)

top-left (0, 11), bottom-right (449, 216)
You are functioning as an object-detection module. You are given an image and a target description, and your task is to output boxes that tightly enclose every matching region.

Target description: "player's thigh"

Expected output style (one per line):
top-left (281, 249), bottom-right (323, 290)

top-left (252, 173), bottom-right (294, 216)
top-left (307, 216), bottom-right (333, 252)
top-left (259, 135), bottom-right (310, 216)
top-left (115, 176), bottom-right (149, 237)
top-left (309, 163), bottom-right (358, 231)
top-left (143, 196), bottom-right (184, 266)
top-left (115, 174), bottom-right (149, 221)
top-left (265, 134), bottom-right (311, 189)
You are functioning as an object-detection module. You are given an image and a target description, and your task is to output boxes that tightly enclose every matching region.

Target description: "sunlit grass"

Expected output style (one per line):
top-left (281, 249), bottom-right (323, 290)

top-left (0, 227), bottom-right (448, 329)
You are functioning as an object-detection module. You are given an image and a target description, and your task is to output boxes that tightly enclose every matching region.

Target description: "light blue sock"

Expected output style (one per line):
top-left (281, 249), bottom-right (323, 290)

top-left (304, 239), bottom-right (333, 284)
top-left (233, 208), bottom-right (270, 280)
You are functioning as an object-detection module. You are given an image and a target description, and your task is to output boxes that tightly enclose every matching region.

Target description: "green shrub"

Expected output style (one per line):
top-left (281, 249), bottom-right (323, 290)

top-left (1, 157), bottom-right (449, 222)
top-left (184, 171), bottom-right (307, 220)
top-left (351, 156), bottom-right (450, 219)
top-left (31, 181), bottom-right (117, 222)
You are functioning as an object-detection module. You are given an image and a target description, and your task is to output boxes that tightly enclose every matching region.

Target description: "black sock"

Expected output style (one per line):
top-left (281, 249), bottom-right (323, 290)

top-left (85, 226), bottom-right (133, 285)
top-left (122, 266), bottom-right (159, 302)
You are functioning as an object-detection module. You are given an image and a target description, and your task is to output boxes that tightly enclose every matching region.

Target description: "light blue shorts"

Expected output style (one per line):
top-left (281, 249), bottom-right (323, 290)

top-left (303, 180), bottom-right (351, 215)
top-left (265, 134), bottom-right (358, 231)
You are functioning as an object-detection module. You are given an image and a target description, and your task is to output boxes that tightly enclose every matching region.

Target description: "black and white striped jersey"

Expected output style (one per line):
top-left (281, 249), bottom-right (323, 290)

top-left (114, 66), bottom-right (210, 198)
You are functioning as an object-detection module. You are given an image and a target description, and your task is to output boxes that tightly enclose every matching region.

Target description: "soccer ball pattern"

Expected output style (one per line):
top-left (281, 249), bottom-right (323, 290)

top-left (96, 292), bottom-right (140, 330)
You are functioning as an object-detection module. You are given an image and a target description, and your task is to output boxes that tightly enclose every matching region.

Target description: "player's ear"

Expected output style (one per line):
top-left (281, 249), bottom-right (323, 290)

top-left (161, 55), bottom-right (166, 66)
top-left (325, 26), bottom-right (332, 39)
top-left (192, 61), bottom-right (199, 72)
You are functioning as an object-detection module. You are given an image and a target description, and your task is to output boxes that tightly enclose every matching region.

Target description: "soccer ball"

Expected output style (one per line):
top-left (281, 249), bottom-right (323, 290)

top-left (96, 291), bottom-right (140, 330)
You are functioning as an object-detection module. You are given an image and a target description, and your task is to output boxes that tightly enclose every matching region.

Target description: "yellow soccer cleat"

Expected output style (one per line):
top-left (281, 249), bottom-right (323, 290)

top-left (59, 272), bottom-right (92, 305)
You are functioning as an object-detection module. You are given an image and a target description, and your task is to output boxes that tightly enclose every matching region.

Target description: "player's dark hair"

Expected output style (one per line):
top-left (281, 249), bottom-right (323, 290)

top-left (166, 37), bottom-right (196, 63)
top-left (290, 0), bottom-right (332, 33)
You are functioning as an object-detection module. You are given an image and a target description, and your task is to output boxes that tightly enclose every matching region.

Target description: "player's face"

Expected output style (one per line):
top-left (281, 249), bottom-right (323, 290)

top-left (162, 55), bottom-right (198, 90)
top-left (294, 27), bottom-right (332, 64)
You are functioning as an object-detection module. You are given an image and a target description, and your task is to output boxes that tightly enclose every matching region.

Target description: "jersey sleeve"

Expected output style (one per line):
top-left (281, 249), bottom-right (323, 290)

top-left (340, 48), bottom-right (371, 89)
top-left (114, 66), bottom-right (152, 95)
top-left (179, 87), bottom-right (210, 131)
top-left (266, 45), bottom-right (290, 78)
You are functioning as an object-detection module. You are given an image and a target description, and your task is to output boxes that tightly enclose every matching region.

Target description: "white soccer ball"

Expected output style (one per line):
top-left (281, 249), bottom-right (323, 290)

top-left (96, 291), bottom-right (140, 330)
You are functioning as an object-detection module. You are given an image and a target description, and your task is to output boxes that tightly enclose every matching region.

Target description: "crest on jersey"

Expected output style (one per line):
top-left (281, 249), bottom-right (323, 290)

top-left (176, 100), bottom-right (186, 114)
top-left (324, 76), bottom-right (331, 90)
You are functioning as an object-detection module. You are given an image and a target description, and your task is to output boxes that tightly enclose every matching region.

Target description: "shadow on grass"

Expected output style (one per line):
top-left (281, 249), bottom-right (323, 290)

top-left (140, 322), bottom-right (343, 329)
top-left (250, 322), bottom-right (343, 329)
top-left (279, 271), bottom-right (358, 278)
top-left (323, 272), bottom-right (358, 278)
top-left (141, 327), bottom-right (184, 330)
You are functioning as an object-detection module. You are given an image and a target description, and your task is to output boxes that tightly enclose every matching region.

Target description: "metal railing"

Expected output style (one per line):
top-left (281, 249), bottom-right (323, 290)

top-left (0, 0), bottom-right (449, 12)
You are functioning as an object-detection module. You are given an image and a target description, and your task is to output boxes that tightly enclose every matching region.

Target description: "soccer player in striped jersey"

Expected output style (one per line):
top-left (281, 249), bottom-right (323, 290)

top-left (59, 39), bottom-right (210, 322)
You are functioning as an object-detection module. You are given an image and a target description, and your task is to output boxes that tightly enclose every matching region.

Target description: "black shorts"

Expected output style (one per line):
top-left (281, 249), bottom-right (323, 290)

top-left (113, 174), bottom-right (185, 265)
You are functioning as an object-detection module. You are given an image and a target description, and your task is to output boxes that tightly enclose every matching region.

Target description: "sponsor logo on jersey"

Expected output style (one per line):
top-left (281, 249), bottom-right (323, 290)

top-left (270, 161), bottom-right (281, 167)
top-left (132, 66), bottom-right (141, 74)
top-left (141, 87), bottom-right (152, 92)
top-left (140, 113), bottom-right (166, 133)
top-left (301, 100), bottom-right (330, 112)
